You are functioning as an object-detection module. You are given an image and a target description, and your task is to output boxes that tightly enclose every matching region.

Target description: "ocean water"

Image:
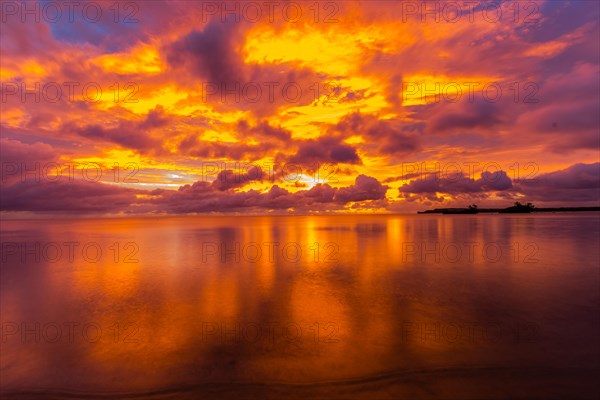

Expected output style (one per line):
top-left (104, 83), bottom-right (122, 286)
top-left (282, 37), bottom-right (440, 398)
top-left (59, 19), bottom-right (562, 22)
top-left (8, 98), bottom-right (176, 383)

top-left (1, 213), bottom-right (599, 399)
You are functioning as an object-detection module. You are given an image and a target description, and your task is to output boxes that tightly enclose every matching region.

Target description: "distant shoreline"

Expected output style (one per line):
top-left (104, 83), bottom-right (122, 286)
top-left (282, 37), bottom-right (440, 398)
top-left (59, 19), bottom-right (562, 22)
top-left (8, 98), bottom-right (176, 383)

top-left (418, 207), bottom-right (600, 214)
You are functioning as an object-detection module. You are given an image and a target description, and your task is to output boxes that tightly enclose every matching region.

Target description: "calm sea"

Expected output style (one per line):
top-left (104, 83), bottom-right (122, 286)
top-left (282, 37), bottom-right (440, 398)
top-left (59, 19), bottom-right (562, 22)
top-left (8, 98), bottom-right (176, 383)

top-left (1, 213), bottom-right (599, 399)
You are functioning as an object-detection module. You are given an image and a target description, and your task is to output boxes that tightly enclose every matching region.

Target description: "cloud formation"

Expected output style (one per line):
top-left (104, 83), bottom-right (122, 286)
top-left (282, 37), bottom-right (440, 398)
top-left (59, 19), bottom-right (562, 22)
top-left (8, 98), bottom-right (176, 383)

top-left (1, 1), bottom-right (598, 214)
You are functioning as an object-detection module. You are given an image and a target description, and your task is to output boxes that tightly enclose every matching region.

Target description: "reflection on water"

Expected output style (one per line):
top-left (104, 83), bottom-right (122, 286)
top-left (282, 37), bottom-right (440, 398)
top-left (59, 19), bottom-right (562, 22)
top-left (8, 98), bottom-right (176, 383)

top-left (1, 214), bottom-right (599, 399)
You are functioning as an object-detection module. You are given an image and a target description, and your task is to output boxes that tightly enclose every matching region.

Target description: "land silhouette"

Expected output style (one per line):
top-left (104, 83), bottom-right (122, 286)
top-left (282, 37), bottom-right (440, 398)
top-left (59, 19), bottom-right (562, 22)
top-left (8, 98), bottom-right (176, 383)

top-left (418, 202), bottom-right (600, 214)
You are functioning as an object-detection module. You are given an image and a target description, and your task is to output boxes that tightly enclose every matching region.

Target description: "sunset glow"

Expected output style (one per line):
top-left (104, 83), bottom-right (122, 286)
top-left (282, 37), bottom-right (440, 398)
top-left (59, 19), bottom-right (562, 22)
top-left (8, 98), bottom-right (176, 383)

top-left (1, 0), bottom-right (598, 215)
top-left (1, 2), bottom-right (600, 399)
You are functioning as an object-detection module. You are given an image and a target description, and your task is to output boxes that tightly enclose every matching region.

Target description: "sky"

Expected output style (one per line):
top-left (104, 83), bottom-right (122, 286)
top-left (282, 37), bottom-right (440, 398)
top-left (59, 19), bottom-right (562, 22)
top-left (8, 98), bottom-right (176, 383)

top-left (1, 0), bottom-right (599, 215)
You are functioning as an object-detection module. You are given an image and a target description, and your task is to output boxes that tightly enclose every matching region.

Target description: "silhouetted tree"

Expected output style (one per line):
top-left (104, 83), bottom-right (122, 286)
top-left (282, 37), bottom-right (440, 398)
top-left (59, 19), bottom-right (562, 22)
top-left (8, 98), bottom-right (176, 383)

top-left (508, 201), bottom-right (535, 212)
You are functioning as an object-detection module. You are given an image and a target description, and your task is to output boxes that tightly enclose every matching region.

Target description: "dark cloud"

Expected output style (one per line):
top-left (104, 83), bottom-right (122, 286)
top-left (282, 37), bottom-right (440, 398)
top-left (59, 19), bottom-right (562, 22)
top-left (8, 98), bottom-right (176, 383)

top-left (151, 174), bottom-right (388, 213)
top-left (398, 164), bottom-right (600, 205)
top-left (63, 106), bottom-right (170, 154)
top-left (165, 19), bottom-right (326, 117)
top-left (426, 98), bottom-right (502, 133)
top-left (332, 112), bottom-right (421, 156)
top-left (517, 163), bottom-right (600, 202)
top-left (179, 138), bottom-right (279, 161)
top-left (0, 138), bottom-right (58, 185)
top-left (289, 136), bottom-right (361, 166)
top-left (212, 166), bottom-right (263, 191)
top-left (167, 19), bottom-right (244, 84)
top-left (515, 63), bottom-right (600, 152)
top-left (0, 178), bottom-right (138, 213)
top-left (334, 175), bottom-right (389, 203)
top-left (398, 170), bottom-right (513, 201)
top-left (236, 120), bottom-right (292, 142)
